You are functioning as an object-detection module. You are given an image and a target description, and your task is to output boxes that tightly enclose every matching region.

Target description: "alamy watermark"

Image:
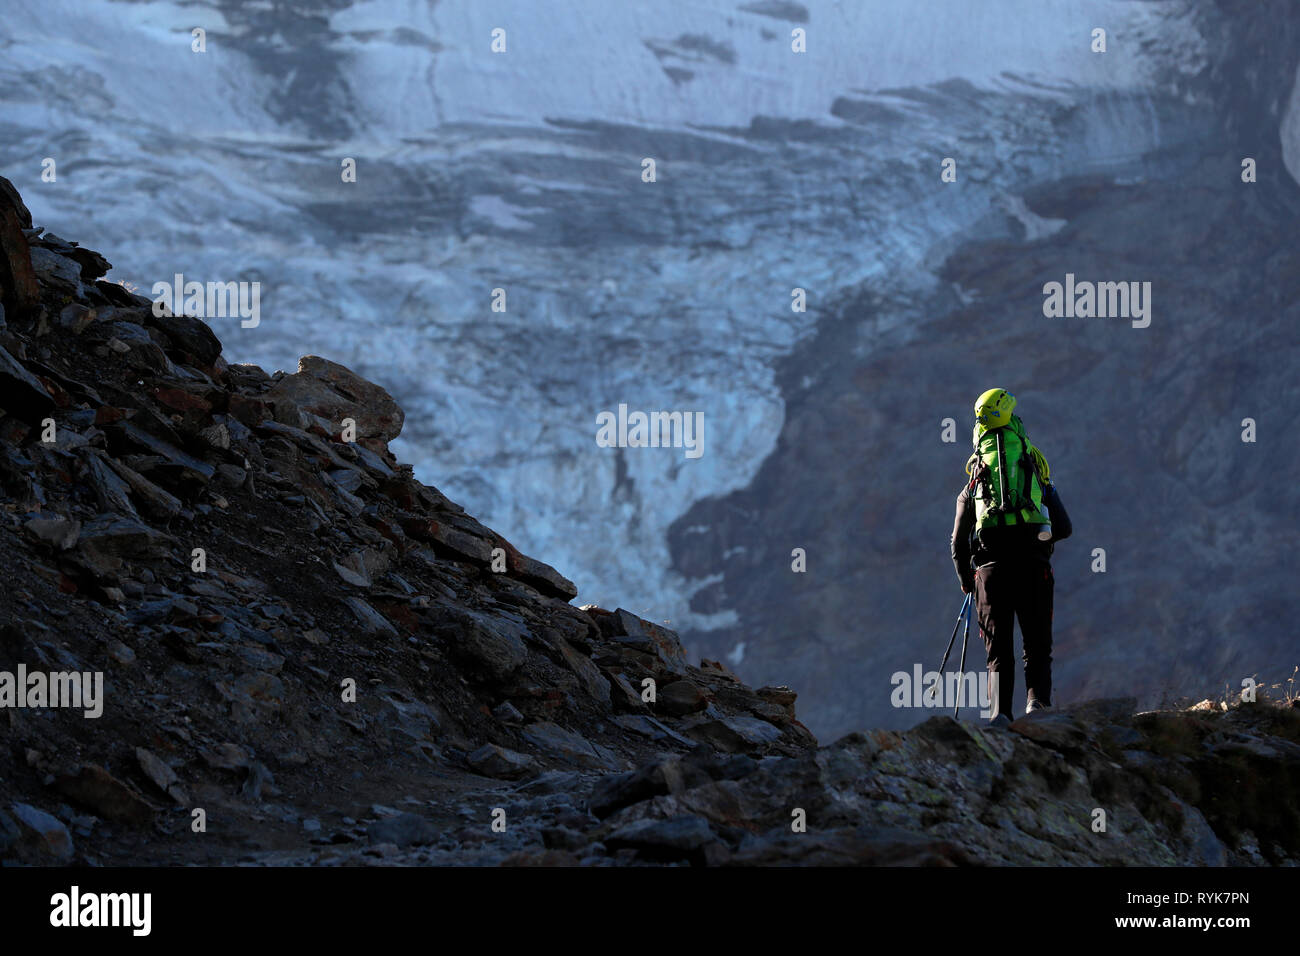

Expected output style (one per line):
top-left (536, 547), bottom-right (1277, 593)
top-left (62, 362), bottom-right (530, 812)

top-left (595, 403), bottom-right (704, 459)
top-left (0, 665), bottom-right (104, 718)
top-left (891, 664), bottom-right (997, 718)
top-left (50, 886), bottom-right (150, 936)
top-left (1042, 273), bottom-right (1151, 328)
top-left (151, 272), bottom-right (260, 328)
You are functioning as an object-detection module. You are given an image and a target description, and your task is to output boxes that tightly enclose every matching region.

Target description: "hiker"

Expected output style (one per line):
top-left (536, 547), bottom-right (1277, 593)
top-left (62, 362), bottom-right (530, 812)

top-left (950, 389), bottom-right (1072, 723)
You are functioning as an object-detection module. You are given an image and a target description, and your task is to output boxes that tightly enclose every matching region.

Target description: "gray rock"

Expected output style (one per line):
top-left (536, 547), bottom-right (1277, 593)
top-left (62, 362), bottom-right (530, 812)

top-left (332, 548), bottom-right (389, 589)
top-left (327, 467), bottom-right (365, 494)
top-left (660, 680), bottom-right (709, 716)
top-left (376, 689), bottom-right (440, 743)
top-left (57, 303), bottom-right (96, 334)
top-left (611, 608), bottom-right (688, 676)
top-left (521, 721), bottom-right (623, 771)
top-left (135, 747), bottom-right (188, 805)
top-left (105, 420), bottom-right (214, 485)
top-left (322, 471), bottom-right (365, 516)
top-left (215, 464), bottom-right (247, 488)
top-left (467, 744), bottom-right (538, 780)
top-left (611, 714), bottom-right (697, 747)
top-left (492, 538), bottom-right (579, 600)
top-left (683, 715), bottom-right (783, 753)
top-left (492, 701), bottom-right (525, 724)
top-left (88, 321), bottom-right (172, 371)
top-left (367, 812), bottom-right (437, 848)
top-left (199, 742), bottom-right (252, 771)
top-left (199, 422), bottom-right (231, 450)
top-left (553, 636), bottom-right (611, 706)
top-left (82, 450), bottom-right (139, 517)
top-left (401, 515), bottom-right (494, 564)
top-left (589, 756), bottom-right (689, 818)
top-left (29, 246), bottom-right (82, 294)
top-left (127, 596), bottom-right (199, 625)
top-left (605, 815), bottom-right (716, 861)
top-left (78, 513), bottom-right (174, 559)
top-left (343, 597), bottom-right (398, 637)
top-left (352, 444), bottom-right (395, 478)
top-left (22, 515), bottom-right (81, 550)
top-left (99, 453), bottom-right (183, 519)
top-left (150, 312), bottom-right (223, 366)
top-left (0, 344), bottom-right (55, 422)
top-left (265, 355), bottom-right (403, 452)
top-left (432, 606), bottom-right (528, 680)
top-left (52, 765), bottom-right (154, 824)
top-left (10, 802), bottom-right (74, 860)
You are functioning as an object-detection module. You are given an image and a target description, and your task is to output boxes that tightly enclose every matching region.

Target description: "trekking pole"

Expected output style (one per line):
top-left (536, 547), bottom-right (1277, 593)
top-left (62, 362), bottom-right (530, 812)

top-left (937, 592), bottom-right (972, 676)
top-left (954, 597), bottom-right (972, 719)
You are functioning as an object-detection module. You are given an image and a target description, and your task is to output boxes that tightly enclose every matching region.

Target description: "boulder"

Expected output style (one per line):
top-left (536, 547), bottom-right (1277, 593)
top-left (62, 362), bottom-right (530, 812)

top-left (660, 680), bottom-right (709, 716)
top-left (683, 715), bottom-right (784, 754)
top-left (135, 747), bottom-right (189, 805)
top-left (430, 606), bottom-right (528, 680)
top-left (29, 247), bottom-right (83, 295)
top-left (77, 513), bottom-right (174, 560)
top-left (150, 312), bottom-right (223, 366)
top-left (0, 345), bottom-right (55, 422)
top-left (343, 597), bottom-right (399, 637)
top-left (0, 176), bottom-right (40, 319)
top-left (9, 803), bottom-right (74, 861)
top-left (66, 244), bottom-right (111, 282)
top-left (86, 321), bottom-right (172, 371)
top-left (610, 608), bottom-right (688, 677)
top-left (553, 636), bottom-right (611, 706)
top-left (521, 721), bottom-right (623, 771)
top-left (605, 815), bottom-right (717, 863)
top-left (332, 548), bottom-right (389, 588)
top-left (53, 764), bottom-right (154, 824)
top-left (265, 355), bottom-right (404, 452)
top-left (490, 534), bottom-right (578, 600)
top-left (588, 755), bottom-right (700, 818)
top-left (399, 515), bottom-right (493, 564)
top-left (22, 515), bottom-right (81, 550)
top-left (104, 420), bottom-right (215, 486)
top-left (467, 744), bottom-right (538, 780)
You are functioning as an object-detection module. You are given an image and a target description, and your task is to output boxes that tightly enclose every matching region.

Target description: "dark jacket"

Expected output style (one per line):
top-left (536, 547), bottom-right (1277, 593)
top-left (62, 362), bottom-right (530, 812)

top-left (951, 482), bottom-right (1072, 589)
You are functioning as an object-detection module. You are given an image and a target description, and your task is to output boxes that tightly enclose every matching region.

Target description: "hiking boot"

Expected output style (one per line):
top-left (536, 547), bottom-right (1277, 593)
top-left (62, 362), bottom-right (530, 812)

top-left (1026, 697), bottom-right (1051, 714)
top-left (987, 713), bottom-right (1012, 728)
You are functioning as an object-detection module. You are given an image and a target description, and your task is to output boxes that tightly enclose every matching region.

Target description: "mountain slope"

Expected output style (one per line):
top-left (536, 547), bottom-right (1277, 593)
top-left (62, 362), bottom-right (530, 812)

top-left (2, 179), bottom-right (1297, 867)
top-left (0, 176), bottom-right (814, 865)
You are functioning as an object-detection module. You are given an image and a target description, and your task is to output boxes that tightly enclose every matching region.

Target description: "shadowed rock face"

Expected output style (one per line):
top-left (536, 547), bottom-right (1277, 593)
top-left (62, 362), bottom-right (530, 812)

top-left (656, 699), bottom-right (1300, 867)
top-left (671, 1), bottom-right (1300, 740)
top-left (0, 177), bottom-right (814, 866)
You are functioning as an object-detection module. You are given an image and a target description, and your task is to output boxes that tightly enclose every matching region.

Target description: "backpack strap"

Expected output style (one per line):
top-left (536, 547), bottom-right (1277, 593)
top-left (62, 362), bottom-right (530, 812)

top-left (1019, 448), bottom-right (1034, 517)
top-left (994, 430), bottom-right (1010, 526)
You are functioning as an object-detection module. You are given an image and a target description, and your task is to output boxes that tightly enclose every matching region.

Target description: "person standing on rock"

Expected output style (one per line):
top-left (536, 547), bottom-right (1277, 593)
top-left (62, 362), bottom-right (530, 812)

top-left (950, 389), bottom-right (1071, 724)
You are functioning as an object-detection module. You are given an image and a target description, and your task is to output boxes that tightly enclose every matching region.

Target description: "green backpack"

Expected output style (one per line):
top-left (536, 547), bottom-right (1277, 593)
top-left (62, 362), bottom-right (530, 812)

top-left (966, 415), bottom-right (1049, 531)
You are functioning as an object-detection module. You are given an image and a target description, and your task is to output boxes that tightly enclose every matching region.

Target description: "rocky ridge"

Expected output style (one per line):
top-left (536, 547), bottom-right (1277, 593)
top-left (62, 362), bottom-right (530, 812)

top-left (1, 177), bottom-right (1297, 867)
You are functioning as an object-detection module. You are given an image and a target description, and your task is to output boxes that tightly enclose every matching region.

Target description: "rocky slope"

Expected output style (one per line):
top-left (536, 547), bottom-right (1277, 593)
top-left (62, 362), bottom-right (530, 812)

top-left (2, 179), bottom-right (1297, 867)
top-left (0, 176), bottom-right (815, 865)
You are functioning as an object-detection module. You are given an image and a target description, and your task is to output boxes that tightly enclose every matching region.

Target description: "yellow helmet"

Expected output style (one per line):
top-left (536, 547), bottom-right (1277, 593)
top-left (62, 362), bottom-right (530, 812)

top-left (974, 388), bottom-right (1016, 430)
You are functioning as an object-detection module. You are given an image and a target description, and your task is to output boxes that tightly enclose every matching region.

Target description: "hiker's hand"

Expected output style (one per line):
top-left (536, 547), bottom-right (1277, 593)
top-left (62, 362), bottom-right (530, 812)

top-left (960, 577), bottom-right (973, 594)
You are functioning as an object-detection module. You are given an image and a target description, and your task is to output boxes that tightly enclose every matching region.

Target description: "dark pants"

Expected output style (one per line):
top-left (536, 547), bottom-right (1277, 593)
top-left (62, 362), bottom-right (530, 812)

top-left (973, 560), bottom-right (1054, 719)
